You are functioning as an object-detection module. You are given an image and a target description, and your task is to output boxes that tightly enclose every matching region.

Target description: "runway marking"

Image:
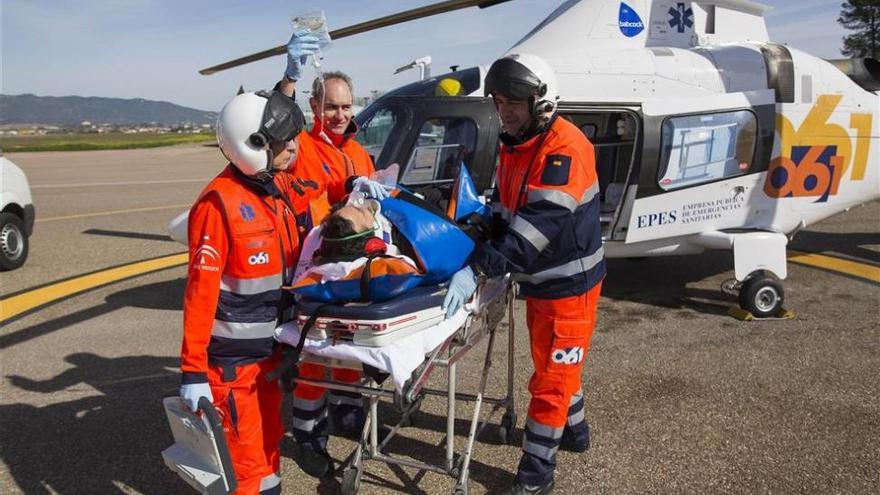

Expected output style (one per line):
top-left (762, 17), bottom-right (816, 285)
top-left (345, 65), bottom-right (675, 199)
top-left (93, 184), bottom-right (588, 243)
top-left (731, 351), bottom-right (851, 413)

top-left (37, 204), bottom-right (190, 223)
top-left (788, 250), bottom-right (880, 283)
top-left (2, 250), bottom-right (875, 326)
top-left (32, 178), bottom-right (209, 188)
top-left (0, 253), bottom-right (188, 324)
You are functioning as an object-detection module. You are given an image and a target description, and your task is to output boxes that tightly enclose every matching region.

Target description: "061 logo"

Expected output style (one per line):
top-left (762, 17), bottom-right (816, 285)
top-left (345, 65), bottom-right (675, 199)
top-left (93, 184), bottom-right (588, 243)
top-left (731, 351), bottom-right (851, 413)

top-left (764, 145), bottom-right (844, 203)
top-left (551, 347), bottom-right (584, 365)
top-left (764, 94), bottom-right (872, 203)
top-left (248, 252), bottom-right (270, 265)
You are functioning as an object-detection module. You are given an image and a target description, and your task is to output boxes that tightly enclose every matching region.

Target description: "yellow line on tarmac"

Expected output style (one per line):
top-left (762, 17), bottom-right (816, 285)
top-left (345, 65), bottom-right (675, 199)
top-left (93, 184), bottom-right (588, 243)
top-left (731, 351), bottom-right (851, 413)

top-left (0, 253), bottom-right (188, 323)
top-left (37, 204), bottom-right (190, 223)
top-left (788, 250), bottom-right (880, 283)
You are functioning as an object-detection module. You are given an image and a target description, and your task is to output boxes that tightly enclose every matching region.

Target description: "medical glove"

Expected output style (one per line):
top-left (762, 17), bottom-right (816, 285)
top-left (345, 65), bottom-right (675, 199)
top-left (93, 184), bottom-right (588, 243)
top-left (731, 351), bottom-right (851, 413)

top-left (285, 29), bottom-right (321, 81)
top-left (180, 382), bottom-right (213, 413)
top-left (274, 321), bottom-right (300, 346)
top-left (443, 266), bottom-right (477, 319)
top-left (352, 176), bottom-right (390, 200)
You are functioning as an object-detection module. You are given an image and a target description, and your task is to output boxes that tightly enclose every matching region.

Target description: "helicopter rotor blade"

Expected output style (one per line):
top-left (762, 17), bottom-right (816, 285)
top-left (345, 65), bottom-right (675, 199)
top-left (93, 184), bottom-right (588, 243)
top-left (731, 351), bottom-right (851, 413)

top-left (199, 0), bottom-right (513, 75)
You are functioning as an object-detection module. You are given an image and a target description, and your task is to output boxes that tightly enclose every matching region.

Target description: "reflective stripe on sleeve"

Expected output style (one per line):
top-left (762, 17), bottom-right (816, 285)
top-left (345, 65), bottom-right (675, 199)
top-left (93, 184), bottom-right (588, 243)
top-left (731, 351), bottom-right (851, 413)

top-left (513, 245), bottom-right (605, 285)
top-left (211, 320), bottom-right (277, 340)
top-left (510, 216), bottom-right (551, 252)
top-left (526, 182), bottom-right (600, 212)
top-left (527, 188), bottom-right (578, 211)
top-left (580, 182), bottom-right (599, 205)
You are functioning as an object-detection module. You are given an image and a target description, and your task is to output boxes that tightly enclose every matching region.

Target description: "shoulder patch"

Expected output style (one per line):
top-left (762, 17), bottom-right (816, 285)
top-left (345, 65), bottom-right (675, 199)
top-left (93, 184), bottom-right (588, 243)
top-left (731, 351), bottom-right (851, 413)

top-left (541, 154), bottom-right (571, 186)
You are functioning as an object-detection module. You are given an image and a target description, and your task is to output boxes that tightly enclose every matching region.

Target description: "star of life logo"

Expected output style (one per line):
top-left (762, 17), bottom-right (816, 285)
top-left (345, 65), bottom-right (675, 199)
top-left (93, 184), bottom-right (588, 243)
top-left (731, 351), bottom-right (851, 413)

top-left (668, 2), bottom-right (694, 33)
top-left (552, 347), bottom-right (585, 365)
top-left (194, 236), bottom-right (220, 272)
top-left (239, 202), bottom-right (256, 222)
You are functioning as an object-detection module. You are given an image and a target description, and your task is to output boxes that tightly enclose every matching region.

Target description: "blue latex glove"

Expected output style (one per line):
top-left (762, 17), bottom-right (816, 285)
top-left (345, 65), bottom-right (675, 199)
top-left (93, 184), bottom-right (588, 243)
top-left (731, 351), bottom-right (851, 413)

top-left (352, 176), bottom-right (390, 200)
top-left (180, 382), bottom-right (213, 413)
top-left (442, 266), bottom-right (477, 319)
top-left (285, 29), bottom-right (320, 81)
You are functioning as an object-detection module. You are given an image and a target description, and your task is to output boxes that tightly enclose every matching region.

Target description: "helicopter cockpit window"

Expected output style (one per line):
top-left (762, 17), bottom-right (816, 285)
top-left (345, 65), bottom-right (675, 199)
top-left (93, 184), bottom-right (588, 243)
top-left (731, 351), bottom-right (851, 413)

top-left (400, 117), bottom-right (477, 185)
top-left (657, 110), bottom-right (757, 191)
top-left (355, 106), bottom-right (407, 169)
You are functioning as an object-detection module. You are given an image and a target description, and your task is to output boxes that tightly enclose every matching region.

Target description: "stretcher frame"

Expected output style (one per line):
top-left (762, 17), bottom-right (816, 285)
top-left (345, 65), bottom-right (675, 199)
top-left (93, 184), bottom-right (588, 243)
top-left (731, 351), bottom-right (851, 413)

top-left (292, 282), bottom-right (518, 495)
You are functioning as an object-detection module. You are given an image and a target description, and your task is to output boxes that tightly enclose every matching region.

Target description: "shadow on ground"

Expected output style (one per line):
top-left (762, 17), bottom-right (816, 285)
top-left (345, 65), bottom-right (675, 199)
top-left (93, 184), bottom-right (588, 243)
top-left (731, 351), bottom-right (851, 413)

top-left (601, 251), bottom-right (737, 316)
top-left (2, 353), bottom-right (188, 494)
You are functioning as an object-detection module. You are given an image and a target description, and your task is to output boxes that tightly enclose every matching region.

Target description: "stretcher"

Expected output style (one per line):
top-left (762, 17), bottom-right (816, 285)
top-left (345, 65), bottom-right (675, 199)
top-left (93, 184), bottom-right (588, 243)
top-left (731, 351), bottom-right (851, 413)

top-left (275, 276), bottom-right (518, 495)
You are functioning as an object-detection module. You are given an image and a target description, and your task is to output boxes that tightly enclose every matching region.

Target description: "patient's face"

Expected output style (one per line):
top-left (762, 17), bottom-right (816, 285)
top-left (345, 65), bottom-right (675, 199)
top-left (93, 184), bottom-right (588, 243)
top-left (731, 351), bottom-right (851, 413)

top-left (334, 205), bottom-right (375, 232)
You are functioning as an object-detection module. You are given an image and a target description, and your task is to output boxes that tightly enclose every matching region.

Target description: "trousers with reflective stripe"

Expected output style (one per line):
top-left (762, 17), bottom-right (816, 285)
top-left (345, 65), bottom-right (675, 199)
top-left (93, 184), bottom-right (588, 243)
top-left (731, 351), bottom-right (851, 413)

top-left (518, 282), bottom-right (602, 485)
top-left (292, 363), bottom-right (361, 445)
top-left (207, 354), bottom-right (283, 494)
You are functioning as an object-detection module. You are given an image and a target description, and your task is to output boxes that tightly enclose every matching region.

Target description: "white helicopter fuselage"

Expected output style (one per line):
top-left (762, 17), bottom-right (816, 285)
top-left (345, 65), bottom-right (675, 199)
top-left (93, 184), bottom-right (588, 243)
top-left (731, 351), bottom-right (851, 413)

top-left (501, 0), bottom-right (878, 282)
top-left (189, 0), bottom-right (877, 316)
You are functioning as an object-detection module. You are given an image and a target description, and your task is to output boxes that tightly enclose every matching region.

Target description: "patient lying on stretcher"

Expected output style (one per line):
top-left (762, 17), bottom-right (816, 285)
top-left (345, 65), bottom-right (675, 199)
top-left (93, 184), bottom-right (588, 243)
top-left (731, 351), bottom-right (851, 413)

top-left (290, 189), bottom-right (478, 304)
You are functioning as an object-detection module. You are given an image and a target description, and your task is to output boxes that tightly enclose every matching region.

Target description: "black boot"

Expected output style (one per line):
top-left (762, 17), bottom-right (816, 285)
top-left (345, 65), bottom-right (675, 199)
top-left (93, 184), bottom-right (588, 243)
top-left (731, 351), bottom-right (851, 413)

top-left (294, 443), bottom-right (333, 478)
top-left (331, 404), bottom-right (366, 437)
top-left (501, 480), bottom-right (555, 495)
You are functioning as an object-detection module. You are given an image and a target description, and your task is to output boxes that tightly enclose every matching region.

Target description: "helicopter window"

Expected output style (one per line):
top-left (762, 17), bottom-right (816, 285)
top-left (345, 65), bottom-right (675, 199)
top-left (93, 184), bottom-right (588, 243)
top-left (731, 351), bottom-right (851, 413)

top-left (580, 124), bottom-right (598, 140)
top-left (355, 106), bottom-right (407, 169)
top-left (400, 117), bottom-right (477, 185)
top-left (657, 110), bottom-right (757, 191)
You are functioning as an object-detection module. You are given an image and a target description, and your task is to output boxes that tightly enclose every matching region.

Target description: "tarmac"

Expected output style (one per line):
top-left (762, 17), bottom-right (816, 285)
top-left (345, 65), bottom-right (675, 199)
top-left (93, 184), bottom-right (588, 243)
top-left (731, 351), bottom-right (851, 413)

top-left (1, 144), bottom-right (877, 494)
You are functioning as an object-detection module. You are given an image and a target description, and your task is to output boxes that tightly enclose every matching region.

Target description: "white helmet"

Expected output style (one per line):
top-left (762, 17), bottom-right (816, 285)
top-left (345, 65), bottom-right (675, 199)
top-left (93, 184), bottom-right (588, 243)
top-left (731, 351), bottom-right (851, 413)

top-left (216, 91), bottom-right (304, 176)
top-left (484, 53), bottom-right (559, 118)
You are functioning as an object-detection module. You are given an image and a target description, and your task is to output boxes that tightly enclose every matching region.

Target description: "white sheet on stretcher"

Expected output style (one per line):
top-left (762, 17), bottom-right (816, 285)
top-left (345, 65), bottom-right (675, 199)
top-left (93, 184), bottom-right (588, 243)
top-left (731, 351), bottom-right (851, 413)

top-left (274, 277), bottom-right (508, 393)
top-left (275, 307), bottom-right (469, 393)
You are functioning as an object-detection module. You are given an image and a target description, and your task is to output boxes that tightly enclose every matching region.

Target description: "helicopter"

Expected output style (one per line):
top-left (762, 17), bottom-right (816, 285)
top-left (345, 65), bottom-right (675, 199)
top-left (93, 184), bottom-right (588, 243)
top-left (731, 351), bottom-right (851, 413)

top-left (194, 0), bottom-right (880, 318)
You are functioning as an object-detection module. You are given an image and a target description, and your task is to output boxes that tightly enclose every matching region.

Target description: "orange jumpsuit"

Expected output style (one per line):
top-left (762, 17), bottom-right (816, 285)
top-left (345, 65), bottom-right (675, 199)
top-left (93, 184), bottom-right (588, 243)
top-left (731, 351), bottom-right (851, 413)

top-left (288, 117), bottom-right (376, 446)
top-left (291, 117), bottom-right (375, 204)
top-left (181, 165), bottom-right (300, 495)
top-left (472, 116), bottom-right (606, 485)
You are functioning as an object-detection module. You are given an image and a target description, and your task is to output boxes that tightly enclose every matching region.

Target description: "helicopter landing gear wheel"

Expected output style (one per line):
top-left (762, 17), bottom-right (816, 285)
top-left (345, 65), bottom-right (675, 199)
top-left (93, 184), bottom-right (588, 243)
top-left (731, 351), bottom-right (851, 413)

top-left (739, 273), bottom-right (784, 318)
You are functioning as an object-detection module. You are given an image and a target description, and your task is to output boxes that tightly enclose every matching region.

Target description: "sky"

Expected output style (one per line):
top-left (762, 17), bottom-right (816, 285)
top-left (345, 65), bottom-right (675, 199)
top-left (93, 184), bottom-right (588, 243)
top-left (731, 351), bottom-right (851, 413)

top-left (1, 0), bottom-right (848, 112)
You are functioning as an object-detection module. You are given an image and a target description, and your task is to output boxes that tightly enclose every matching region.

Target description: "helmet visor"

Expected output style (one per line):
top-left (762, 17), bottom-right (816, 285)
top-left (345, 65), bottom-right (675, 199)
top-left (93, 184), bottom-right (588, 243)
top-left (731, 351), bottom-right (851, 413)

top-left (257, 90), bottom-right (305, 143)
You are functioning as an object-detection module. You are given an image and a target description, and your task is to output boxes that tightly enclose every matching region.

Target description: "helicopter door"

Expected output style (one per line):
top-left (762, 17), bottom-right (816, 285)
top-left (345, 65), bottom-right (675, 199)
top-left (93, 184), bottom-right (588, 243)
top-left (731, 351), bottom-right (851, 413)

top-left (558, 108), bottom-right (640, 241)
top-left (625, 90), bottom-right (776, 243)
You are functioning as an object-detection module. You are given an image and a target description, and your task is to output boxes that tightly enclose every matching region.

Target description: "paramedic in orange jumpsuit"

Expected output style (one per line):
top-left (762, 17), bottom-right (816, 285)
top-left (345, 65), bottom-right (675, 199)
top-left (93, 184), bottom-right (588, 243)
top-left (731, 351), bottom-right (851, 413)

top-left (179, 91), bottom-right (305, 494)
top-left (443, 54), bottom-right (606, 495)
top-left (276, 29), bottom-right (389, 478)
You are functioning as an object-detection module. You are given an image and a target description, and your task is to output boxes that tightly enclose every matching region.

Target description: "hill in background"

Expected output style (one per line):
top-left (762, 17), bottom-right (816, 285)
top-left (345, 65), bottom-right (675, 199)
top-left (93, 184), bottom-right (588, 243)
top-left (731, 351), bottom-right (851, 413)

top-left (0, 94), bottom-right (217, 127)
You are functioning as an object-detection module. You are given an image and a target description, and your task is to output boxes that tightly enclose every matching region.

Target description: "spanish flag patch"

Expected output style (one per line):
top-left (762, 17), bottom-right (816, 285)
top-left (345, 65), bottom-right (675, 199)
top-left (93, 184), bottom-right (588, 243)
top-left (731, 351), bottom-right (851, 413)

top-left (540, 154), bottom-right (571, 185)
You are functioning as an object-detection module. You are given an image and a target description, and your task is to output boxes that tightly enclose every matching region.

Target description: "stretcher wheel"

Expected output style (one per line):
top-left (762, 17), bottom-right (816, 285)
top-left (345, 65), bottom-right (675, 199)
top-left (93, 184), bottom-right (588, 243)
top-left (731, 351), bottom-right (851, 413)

top-left (341, 466), bottom-right (361, 495)
top-left (497, 411), bottom-right (517, 445)
top-left (452, 485), bottom-right (467, 495)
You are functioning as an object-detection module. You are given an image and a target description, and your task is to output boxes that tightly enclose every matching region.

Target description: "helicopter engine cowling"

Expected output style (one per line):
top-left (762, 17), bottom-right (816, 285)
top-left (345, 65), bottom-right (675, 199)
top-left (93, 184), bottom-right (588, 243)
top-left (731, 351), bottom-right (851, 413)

top-left (825, 58), bottom-right (880, 93)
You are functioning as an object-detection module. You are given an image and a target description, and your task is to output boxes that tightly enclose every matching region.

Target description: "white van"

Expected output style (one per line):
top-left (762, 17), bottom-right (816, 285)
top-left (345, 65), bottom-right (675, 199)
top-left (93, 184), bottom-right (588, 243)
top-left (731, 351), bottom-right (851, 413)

top-left (0, 153), bottom-right (34, 270)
